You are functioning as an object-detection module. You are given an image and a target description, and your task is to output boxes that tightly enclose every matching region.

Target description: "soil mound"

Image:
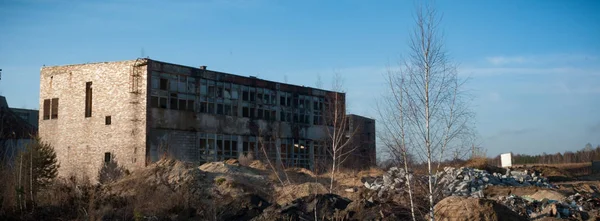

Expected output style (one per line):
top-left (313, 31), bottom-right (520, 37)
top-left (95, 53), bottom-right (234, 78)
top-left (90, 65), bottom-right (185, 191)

top-left (252, 194), bottom-right (351, 221)
top-left (275, 182), bottom-right (328, 205)
top-left (434, 196), bottom-right (527, 221)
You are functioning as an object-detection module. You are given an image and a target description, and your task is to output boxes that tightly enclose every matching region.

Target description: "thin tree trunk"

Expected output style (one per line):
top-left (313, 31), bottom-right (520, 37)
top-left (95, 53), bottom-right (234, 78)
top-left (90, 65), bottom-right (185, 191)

top-left (30, 148), bottom-right (34, 210)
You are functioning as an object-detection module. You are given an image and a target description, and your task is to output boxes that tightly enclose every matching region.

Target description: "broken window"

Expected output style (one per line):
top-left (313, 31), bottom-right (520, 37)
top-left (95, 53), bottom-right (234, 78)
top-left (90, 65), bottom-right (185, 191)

top-left (216, 82), bottom-right (224, 98)
top-left (199, 98), bottom-right (207, 113)
top-left (249, 91), bottom-right (256, 102)
top-left (249, 107), bottom-right (255, 118)
top-left (187, 98), bottom-right (195, 111)
top-left (208, 80), bottom-right (215, 97)
top-left (159, 97), bottom-right (167, 109)
top-left (242, 87), bottom-right (249, 101)
top-left (217, 103), bottom-right (223, 115)
top-left (160, 78), bottom-right (168, 90)
top-left (187, 77), bottom-right (196, 93)
top-left (222, 104), bottom-right (230, 115)
top-left (257, 109), bottom-right (263, 119)
top-left (208, 102), bottom-right (214, 114)
top-left (169, 75), bottom-right (178, 92)
top-left (217, 135), bottom-right (223, 159)
top-left (51, 98), bottom-right (59, 119)
top-left (243, 107), bottom-right (249, 118)
top-left (178, 76), bottom-right (187, 92)
top-left (170, 93), bottom-right (178, 110)
top-left (200, 79), bottom-right (207, 96)
top-left (280, 95), bottom-right (286, 106)
top-left (43, 99), bottom-right (50, 120)
top-left (105, 116), bottom-right (111, 125)
top-left (151, 96), bottom-right (159, 108)
top-left (232, 105), bottom-right (238, 117)
top-left (85, 82), bottom-right (92, 118)
top-left (104, 152), bottom-right (111, 163)
top-left (151, 73), bottom-right (160, 89)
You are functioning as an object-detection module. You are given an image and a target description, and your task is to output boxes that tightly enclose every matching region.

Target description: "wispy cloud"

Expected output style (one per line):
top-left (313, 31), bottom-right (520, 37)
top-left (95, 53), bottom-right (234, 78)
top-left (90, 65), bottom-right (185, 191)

top-left (485, 54), bottom-right (598, 66)
top-left (487, 128), bottom-right (536, 140)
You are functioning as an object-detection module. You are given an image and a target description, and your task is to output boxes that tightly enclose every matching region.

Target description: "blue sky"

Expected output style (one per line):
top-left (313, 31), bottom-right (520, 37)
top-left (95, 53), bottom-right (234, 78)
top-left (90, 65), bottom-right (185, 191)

top-left (1, 0), bottom-right (599, 157)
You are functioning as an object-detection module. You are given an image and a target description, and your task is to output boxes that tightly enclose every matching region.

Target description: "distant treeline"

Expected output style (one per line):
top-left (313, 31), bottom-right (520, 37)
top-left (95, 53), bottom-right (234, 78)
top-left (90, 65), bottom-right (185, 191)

top-left (488, 144), bottom-right (600, 165)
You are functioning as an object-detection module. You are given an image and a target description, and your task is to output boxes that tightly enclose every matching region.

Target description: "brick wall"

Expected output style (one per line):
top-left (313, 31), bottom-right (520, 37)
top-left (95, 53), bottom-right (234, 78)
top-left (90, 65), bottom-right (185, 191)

top-left (39, 59), bottom-right (148, 181)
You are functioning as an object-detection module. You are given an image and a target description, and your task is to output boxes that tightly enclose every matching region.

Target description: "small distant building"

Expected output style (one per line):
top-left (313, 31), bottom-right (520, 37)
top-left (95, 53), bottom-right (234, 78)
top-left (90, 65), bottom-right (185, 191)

top-left (342, 114), bottom-right (376, 169)
top-left (10, 108), bottom-right (39, 128)
top-left (38, 59), bottom-right (376, 180)
top-left (0, 96), bottom-right (37, 164)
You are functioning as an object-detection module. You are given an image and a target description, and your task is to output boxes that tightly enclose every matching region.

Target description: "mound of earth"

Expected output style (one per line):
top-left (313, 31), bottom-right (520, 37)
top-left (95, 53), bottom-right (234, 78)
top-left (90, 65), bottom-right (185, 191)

top-left (434, 196), bottom-right (527, 221)
top-left (275, 182), bottom-right (329, 205)
top-left (252, 194), bottom-right (352, 221)
top-left (529, 166), bottom-right (574, 182)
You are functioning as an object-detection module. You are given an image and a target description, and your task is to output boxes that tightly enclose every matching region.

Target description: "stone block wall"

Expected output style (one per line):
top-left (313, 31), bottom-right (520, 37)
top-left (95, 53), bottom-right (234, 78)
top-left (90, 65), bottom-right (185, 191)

top-left (39, 59), bottom-right (148, 181)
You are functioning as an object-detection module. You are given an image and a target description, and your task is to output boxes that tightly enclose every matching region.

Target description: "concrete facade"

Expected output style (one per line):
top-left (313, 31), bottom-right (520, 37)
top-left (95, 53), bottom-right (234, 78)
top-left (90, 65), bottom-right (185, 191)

top-left (343, 115), bottom-right (376, 169)
top-left (39, 58), bottom-right (376, 180)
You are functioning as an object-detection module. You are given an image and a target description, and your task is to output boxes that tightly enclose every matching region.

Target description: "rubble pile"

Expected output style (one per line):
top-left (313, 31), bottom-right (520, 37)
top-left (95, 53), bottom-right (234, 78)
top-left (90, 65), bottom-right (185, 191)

top-left (362, 167), bottom-right (419, 198)
top-left (363, 166), bottom-right (556, 198)
top-left (437, 167), bottom-right (556, 197)
top-left (497, 194), bottom-right (593, 220)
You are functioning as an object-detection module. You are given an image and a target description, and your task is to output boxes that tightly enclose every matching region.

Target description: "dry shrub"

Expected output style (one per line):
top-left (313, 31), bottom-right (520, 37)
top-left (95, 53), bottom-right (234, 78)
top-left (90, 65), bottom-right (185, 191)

top-left (98, 157), bottom-right (128, 185)
top-left (239, 152), bottom-right (254, 167)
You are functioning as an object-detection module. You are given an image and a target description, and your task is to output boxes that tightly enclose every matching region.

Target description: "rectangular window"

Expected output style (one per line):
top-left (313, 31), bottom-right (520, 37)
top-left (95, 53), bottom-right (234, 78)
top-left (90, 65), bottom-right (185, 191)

top-left (249, 91), bottom-right (255, 102)
top-left (243, 107), bottom-right (249, 118)
top-left (208, 102), bottom-right (214, 114)
top-left (159, 97), bottom-right (167, 108)
top-left (160, 78), bottom-right (168, 90)
top-left (179, 98), bottom-right (186, 110)
top-left (151, 96), bottom-right (159, 108)
top-left (43, 99), bottom-right (50, 120)
top-left (224, 105), bottom-right (231, 116)
top-left (187, 99), bottom-right (195, 111)
top-left (51, 98), bottom-right (59, 119)
top-left (249, 108), bottom-right (255, 118)
top-left (257, 109), bottom-right (263, 119)
top-left (280, 111), bottom-right (285, 122)
top-left (217, 104), bottom-right (224, 115)
top-left (85, 82), bottom-right (92, 118)
top-left (105, 116), bottom-right (111, 125)
top-left (104, 152), bottom-right (111, 163)
top-left (280, 95), bottom-right (286, 106)
top-left (232, 105), bottom-right (238, 116)
top-left (170, 93), bottom-right (178, 110)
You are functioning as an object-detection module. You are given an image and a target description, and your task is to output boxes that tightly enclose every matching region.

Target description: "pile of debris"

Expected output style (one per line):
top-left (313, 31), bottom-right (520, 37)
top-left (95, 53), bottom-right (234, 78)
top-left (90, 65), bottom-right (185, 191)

top-left (362, 167), bottom-right (418, 198)
top-left (497, 194), bottom-right (594, 220)
top-left (363, 166), bottom-right (556, 198)
top-left (436, 167), bottom-right (556, 198)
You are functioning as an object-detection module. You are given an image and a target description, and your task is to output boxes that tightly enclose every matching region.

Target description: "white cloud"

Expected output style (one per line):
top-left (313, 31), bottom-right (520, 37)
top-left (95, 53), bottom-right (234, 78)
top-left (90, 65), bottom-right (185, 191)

top-left (484, 54), bottom-right (598, 66)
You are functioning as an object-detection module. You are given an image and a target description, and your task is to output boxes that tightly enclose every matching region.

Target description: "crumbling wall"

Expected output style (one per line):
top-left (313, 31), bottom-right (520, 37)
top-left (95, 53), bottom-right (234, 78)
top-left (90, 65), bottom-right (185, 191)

top-left (39, 60), bottom-right (148, 181)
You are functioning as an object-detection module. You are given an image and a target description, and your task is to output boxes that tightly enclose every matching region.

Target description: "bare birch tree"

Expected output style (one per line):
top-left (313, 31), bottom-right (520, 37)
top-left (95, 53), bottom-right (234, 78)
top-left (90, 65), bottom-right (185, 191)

top-left (377, 68), bottom-right (417, 221)
top-left (324, 73), bottom-right (359, 193)
top-left (380, 3), bottom-right (474, 220)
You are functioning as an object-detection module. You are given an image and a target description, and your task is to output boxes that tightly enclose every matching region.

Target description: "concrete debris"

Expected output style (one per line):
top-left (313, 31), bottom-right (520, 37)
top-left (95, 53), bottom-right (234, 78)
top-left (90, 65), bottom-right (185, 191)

top-left (497, 194), bottom-right (593, 220)
top-left (363, 166), bottom-right (556, 198)
top-left (436, 167), bottom-right (556, 198)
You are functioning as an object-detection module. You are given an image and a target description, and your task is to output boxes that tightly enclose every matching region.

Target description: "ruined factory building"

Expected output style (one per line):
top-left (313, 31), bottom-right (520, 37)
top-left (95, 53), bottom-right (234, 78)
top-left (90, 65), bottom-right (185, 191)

top-left (38, 59), bottom-right (376, 179)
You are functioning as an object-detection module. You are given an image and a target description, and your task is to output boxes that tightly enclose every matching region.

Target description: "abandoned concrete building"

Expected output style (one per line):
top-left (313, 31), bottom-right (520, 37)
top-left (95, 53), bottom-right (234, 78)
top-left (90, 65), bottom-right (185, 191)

top-left (39, 58), bottom-right (376, 179)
